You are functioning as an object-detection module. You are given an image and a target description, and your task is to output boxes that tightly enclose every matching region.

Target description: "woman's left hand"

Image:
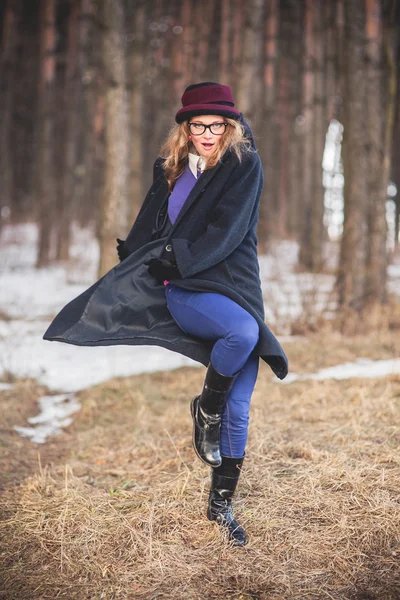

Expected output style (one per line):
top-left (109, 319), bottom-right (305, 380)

top-left (145, 258), bottom-right (182, 283)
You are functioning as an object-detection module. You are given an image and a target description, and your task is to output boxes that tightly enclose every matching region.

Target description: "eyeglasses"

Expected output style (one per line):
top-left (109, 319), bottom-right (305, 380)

top-left (188, 122), bottom-right (228, 136)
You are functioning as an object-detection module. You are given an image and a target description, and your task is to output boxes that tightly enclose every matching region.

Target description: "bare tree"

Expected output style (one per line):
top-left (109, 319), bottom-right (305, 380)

top-left (257, 0), bottom-right (278, 244)
top-left (56, 0), bottom-right (81, 261)
top-left (127, 0), bottom-right (146, 224)
top-left (220, 0), bottom-right (232, 87)
top-left (298, 0), bottom-right (326, 271)
top-left (236, 0), bottom-right (264, 120)
top-left (309, 0), bottom-right (326, 271)
top-left (36, 0), bottom-right (57, 268)
top-left (285, 0), bottom-right (304, 238)
top-left (364, 0), bottom-right (388, 306)
top-left (0, 0), bottom-right (19, 230)
top-left (336, 0), bottom-right (368, 316)
top-left (98, 0), bottom-right (130, 277)
top-left (192, 0), bottom-right (215, 82)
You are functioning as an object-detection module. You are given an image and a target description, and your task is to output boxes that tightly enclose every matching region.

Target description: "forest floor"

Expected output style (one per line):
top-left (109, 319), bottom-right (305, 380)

top-left (1, 331), bottom-right (399, 600)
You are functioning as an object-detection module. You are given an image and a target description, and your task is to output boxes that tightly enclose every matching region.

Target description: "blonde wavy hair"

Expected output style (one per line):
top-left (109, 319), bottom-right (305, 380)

top-left (159, 117), bottom-right (253, 191)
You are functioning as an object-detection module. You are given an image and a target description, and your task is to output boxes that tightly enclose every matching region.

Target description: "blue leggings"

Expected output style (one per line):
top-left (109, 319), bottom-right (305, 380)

top-left (165, 284), bottom-right (259, 459)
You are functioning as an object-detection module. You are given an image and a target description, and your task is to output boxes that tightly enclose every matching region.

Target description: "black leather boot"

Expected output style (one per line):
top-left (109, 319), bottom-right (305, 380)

top-left (207, 455), bottom-right (247, 546)
top-left (190, 363), bottom-right (237, 467)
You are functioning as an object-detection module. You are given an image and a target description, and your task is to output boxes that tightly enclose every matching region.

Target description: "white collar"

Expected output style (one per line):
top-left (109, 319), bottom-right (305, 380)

top-left (188, 153), bottom-right (206, 179)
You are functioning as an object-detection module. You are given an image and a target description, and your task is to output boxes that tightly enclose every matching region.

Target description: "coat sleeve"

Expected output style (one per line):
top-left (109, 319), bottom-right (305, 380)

top-left (171, 152), bottom-right (263, 279)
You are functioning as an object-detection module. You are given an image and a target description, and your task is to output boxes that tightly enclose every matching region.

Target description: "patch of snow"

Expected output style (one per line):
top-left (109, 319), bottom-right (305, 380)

top-left (14, 392), bottom-right (81, 444)
top-left (283, 357), bottom-right (400, 384)
top-left (0, 381), bottom-right (13, 390)
top-left (0, 319), bottom-right (199, 393)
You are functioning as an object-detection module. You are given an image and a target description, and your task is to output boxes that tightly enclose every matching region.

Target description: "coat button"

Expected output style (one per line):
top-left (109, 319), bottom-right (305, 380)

top-left (165, 244), bottom-right (172, 252)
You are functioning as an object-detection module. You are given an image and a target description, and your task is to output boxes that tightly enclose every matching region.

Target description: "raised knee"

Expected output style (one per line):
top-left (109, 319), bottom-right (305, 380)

top-left (231, 318), bottom-right (259, 353)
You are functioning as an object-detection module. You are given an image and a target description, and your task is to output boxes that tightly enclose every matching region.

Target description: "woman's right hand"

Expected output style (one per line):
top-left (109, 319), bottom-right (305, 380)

top-left (116, 238), bottom-right (130, 262)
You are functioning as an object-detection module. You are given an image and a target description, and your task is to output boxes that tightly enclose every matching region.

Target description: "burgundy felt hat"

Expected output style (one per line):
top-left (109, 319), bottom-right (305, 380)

top-left (175, 82), bottom-right (241, 124)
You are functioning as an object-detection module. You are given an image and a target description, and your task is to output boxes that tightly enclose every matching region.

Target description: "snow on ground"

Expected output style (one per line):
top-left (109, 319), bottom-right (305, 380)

top-left (258, 241), bottom-right (337, 332)
top-left (14, 393), bottom-right (82, 444)
top-left (0, 223), bottom-right (198, 442)
top-left (1, 222), bottom-right (400, 443)
top-left (0, 382), bottom-right (13, 390)
top-left (284, 357), bottom-right (400, 384)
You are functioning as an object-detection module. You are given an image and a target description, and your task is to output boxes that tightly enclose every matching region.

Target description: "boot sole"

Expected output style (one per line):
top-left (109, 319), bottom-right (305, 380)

top-left (190, 396), bottom-right (222, 468)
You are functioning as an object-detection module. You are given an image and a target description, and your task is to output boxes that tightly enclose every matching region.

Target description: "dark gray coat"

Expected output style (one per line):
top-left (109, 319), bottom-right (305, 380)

top-left (44, 118), bottom-right (288, 380)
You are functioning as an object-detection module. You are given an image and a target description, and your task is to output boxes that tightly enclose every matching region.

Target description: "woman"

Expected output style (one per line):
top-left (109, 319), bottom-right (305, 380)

top-left (44, 82), bottom-right (288, 547)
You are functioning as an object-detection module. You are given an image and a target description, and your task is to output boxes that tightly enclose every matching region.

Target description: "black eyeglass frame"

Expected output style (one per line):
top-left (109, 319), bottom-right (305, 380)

top-left (187, 122), bottom-right (229, 136)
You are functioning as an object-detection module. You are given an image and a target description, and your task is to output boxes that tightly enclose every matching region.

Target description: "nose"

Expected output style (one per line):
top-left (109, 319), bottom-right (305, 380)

top-left (203, 129), bottom-right (213, 139)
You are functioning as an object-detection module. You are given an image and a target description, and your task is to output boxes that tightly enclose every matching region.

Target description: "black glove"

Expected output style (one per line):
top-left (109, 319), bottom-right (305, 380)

top-left (116, 238), bottom-right (130, 262)
top-left (145, 258), bottom-right (181, 283)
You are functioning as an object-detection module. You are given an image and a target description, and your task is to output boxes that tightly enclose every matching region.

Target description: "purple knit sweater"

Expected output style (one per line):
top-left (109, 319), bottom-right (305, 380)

top-left (168, 162), bottom-right (199, 224)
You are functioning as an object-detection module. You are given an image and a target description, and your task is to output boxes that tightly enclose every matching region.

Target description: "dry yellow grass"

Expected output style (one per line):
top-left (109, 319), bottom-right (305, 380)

top-left (0, 333), bottom-right (399, 599)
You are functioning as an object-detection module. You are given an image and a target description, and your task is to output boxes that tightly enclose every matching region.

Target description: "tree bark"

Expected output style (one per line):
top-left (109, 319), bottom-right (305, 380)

top-left (309, 0), bottom-right (326, 271)
top-left (220, 0), bottom-right (232, 87)
top-left (0, 1), bottom-right (20, 229)
top-left (236, 0), bottom-right (264, 121)
top-left (393, 61), bottom-right (400, 250)
top-left (383, 0), bottom-right (399, 252)
top-left (127, 0), bottom-right (145, 225)
top-left (56, 0), bottom-right (80, 261)
top-left (258, 0), bottom-right (278, 244)
top-left (192, 0), bottom-right (215, 82)
top-left (98, 0), bottom-right (130, 278)
top-left (76, 0), bottom-right (98, 229)
top-left (364, 0), bottom-right (388, 306)
top-left (36, 0), bottom-right (57, 268)
top-left (285, 0), bottom-right (303, 238)
top-left (298, 0), bottom-right (314, 268)
top-left (336, 0), bottom-right (368, 315)
top-left (231, 0), bottom-right (244, 99)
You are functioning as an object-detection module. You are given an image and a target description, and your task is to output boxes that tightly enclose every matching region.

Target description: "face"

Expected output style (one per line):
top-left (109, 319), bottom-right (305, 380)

top-left (187, 114), bottom-right (227, 158)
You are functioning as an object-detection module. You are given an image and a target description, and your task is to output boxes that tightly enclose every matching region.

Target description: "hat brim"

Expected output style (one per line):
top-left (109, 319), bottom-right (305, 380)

top-left (175, 104), bottom-right (241, 124)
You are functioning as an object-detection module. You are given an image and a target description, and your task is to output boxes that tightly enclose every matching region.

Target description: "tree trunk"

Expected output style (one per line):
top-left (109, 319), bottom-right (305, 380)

top-left (56, 0), bottom-right (80, 261)
top-left (76, 0), bottom-right (97, 229)
top-left (220, 0), bottom-right (232, 87)
top-left (98, 0), bottom-right (130, 278)
top-left (324, 0), bottom-right (338, 123)
top-left (393, 71), bottom-right (400, 250)
top-left (0, 1), bottom-right (20, 230)
top-left (364, 0), bottom-right (388, 306)
top-left (298, 0), bottom-right (314, 269)
top-left (231, 0), bottom-right (244, 99)
top-left (207, 0), bottom-right (222, 81)
top-left (336, 0), bottom-right (368, 316)
top-left (309, 0), bottom-right (326, 271)
top-left (258, 0), bottom-right (278, 244)
top-left (276, 44), bottom-right (289, 237)
top-left (170, 0), bottom-right (184, 104)
top-left (127, 0), bottom-right (145, 225)
top-left (286, 0), bottom-right (303, 238)
top-left (383, 0), bottom-right (399, 252)
top-left (192, 0), bottom-right (215, 82)
top-left (36, 0), bottom-right (57, 268)
top-left (236, 0), bottom-right (264, 121)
